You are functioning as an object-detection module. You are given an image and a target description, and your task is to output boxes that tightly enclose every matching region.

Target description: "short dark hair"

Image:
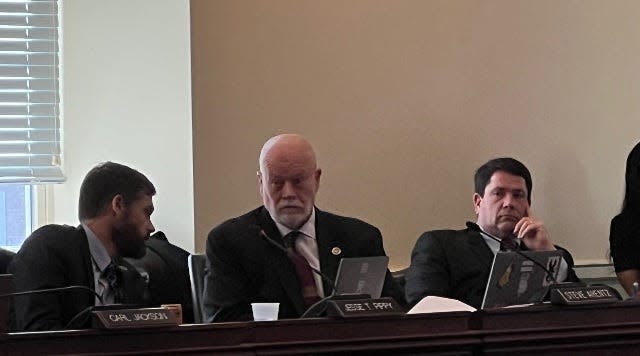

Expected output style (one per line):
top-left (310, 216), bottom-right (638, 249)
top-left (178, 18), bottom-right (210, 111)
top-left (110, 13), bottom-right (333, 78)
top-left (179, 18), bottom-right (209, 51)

top-left (622, 142), bottom-right (640, 216)
top-left (474, 157), bottom-right (532, 204)
top-left (78, 162), bottom-right (156, 221)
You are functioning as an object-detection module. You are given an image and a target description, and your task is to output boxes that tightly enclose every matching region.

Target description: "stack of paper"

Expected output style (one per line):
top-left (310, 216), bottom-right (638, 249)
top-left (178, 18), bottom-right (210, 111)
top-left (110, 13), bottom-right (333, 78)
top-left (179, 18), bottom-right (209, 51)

top-left (407, 296), bottom-right (477, 314)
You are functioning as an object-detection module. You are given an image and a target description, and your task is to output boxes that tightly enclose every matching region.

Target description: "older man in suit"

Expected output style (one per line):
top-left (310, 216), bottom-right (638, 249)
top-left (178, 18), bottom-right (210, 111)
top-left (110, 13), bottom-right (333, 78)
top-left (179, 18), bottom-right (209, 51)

top-left (203, 134), bottom-right (404, 322)
top-left (9, 162), bottom-right (155, 331)
top-left (405, 157), bottom-right (579, 309)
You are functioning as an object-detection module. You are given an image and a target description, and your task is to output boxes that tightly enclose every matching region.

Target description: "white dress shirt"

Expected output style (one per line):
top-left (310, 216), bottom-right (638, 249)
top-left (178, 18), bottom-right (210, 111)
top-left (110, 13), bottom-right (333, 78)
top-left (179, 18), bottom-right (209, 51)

top-left (83, 224), bottom-right (117, 305)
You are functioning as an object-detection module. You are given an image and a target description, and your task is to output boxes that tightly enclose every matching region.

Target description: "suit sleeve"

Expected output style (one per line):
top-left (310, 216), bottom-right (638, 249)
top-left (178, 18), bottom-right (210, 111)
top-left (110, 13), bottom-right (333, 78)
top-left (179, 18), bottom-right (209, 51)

top-left (9, 228), bottom-right (68, 331)
top-left (609, 216), bottom-right (638, 273)
top-left (404, 232), bottom-right (452, 306)
top-left (202, 227), bottom-right (253, 322)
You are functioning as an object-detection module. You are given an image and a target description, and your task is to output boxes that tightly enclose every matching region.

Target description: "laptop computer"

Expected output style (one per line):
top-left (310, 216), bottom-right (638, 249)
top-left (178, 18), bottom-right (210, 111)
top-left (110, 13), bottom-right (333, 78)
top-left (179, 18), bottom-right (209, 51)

top-left (481, 250), bottom-right (563, 309)
top-left (332, 256), bottom-right (389, 298)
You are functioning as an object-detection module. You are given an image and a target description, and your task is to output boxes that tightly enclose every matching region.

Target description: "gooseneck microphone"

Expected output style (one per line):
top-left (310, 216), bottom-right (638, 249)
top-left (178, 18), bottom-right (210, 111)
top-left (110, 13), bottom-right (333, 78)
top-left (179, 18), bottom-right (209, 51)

top-left (259, 228), bottom-right (344, 318)
top-left (0, 285), bottom-right (105, 330)
top-left (0, 285), bottom-right (103, 303)
top-left (258, 229), bottom-right (335, 290)
top-left (465, 221), bottom-right (559, 284)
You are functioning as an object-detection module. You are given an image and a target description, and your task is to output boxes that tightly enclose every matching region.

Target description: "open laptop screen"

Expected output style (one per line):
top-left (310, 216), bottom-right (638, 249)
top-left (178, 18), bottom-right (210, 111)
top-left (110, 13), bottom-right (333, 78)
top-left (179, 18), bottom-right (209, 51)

top-left (333, 256), bottom-right (389, 298)
top-left (481, 250), bottom-right (563, 309)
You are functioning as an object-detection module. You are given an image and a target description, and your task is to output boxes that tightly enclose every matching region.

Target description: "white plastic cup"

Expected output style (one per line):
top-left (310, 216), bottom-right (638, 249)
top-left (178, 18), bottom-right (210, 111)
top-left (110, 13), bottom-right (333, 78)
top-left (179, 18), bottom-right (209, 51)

top-left (251, 303), bottom-right (280, 321)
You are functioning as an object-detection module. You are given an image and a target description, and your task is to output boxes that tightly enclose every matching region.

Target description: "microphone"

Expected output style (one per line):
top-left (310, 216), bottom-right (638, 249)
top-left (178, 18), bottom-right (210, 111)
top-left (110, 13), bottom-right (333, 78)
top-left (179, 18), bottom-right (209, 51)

top-left (259, 228), bottom-right (344, 318)
top-left (258, 228), bottom-right (384, 318)
top-left (0, 285), bottom-right (103, 303)
top-left (258, 229), bottom-right (335, 290)
top-left (0, 285), bottom-right (105, 330)
top-left (465, 221), bottom-right (559, 284)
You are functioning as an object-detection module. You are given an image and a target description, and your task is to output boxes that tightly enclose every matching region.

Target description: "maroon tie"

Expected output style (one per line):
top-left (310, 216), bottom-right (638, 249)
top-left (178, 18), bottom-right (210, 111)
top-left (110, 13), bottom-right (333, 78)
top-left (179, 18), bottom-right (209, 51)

top-left (500, 236), bottom-right (518, 251)
top-left (283, 231), bottom-right (321, 307)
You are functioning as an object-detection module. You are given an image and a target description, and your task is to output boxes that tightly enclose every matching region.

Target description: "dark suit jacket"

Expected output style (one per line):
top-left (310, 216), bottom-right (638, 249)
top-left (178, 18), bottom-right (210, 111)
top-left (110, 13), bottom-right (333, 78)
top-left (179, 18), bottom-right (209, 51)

top-left (203, 206), bottom-right (405, 322)
top-left (609, 213), bottom-right (640, 273)
top-left (8, 225), bottom-right (149, 331)
top-left (404, 228), bottom-right (580, 309)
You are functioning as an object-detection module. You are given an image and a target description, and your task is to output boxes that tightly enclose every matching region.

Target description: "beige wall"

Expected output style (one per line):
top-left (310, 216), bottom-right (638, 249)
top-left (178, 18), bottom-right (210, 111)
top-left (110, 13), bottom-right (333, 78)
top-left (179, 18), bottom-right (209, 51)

top-left (192, 0), bottom-right (640, 268)
top-left (54, 0), bottom-right (195, 251)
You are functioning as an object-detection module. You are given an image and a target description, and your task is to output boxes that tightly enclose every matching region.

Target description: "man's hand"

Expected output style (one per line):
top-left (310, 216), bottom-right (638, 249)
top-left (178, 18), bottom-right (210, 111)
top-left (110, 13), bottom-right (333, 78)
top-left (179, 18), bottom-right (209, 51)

top-left (513, 208), bottom-right (556, 251)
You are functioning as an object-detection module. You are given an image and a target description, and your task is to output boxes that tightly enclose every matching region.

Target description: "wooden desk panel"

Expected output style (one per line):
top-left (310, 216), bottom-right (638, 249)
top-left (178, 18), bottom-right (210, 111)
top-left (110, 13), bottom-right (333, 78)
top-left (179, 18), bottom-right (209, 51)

top-left (4, 303), bottom-right (640, 355)
top-left (0, 312), bottom-right (478, 355)
top-left (478, 301), bottom-right (640, 355)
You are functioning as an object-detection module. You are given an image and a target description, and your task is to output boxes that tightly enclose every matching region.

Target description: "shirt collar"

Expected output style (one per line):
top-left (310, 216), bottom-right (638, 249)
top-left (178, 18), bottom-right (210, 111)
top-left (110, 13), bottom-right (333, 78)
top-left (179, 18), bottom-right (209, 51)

top-left (272, 208), bottom-right (316, 241)
top-left (82, 223), bottom-right (112, 272)
top-left (478, 229), bottom-right (520, 254)
top-left (480, 231), bottom-right (501, 254)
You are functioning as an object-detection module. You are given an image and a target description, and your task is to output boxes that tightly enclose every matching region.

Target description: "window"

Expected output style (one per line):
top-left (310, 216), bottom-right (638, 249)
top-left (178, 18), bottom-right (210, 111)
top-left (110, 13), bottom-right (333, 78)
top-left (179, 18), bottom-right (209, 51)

top-left (0, 184), bottom-right (31, 251)
top-left (0, 0), bottom-right (62, 248)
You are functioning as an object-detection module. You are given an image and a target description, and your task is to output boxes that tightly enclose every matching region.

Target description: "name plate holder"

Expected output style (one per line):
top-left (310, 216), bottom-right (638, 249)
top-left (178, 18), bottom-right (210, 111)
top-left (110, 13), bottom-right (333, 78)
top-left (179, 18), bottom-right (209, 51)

top-left (93, 307), bottom-right (179, 329)
top-left (326, 297), bottom-right (404, 318)
top-left (550, 284), bottom-right (622, 306)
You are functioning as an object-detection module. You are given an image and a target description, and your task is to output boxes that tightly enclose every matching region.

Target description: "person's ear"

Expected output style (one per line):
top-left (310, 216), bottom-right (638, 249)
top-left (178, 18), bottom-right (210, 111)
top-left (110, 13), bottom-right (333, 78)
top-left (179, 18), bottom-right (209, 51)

top-left (110, 194), bottom-right (125, 217)
top-left (314, 168), bottom-right (322, 193)
top-left (473, 193), bottom-right (482, 215)
top-left (257, 171), bottom-right (264, 196)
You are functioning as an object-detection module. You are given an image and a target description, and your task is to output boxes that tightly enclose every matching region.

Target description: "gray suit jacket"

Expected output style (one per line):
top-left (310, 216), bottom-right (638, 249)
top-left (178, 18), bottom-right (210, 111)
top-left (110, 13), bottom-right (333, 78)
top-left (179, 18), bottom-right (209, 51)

top-left (203, 206), bottom-right (405, 322)
top-left (404, 227), bottom-right (579, 309)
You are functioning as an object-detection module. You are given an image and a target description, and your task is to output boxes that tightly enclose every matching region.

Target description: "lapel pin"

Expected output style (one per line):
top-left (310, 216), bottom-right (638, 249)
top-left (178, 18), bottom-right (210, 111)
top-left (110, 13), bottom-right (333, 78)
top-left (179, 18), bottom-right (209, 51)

top-left (331, 247), bottom-right (342, 256)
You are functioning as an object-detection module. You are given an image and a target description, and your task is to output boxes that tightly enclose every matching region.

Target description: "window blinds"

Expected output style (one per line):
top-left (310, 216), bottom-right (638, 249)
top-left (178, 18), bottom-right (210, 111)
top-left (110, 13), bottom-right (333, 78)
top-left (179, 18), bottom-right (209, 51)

top-left (0, 0), bottom-right (63, 183)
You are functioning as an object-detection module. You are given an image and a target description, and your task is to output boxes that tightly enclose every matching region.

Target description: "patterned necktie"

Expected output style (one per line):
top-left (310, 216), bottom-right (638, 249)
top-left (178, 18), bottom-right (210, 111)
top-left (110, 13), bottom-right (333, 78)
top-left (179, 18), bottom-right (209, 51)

top-left (283, 231), bottom-right (321, 307)
top-left (103, 262), bottom-right (122, 303)
top-left (500, 235), bottom-right (518, 252)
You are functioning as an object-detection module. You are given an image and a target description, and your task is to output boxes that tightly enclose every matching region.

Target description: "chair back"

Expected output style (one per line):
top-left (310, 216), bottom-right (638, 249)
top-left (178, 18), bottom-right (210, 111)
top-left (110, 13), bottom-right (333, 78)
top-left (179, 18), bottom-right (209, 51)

top-left (188, 254), bottom-right (207, 323)
top-left (391, 268), bottom-right (407, 293)
top-left (125, 231), bottom-right (194, 323)
top-left (0, 248), bottom-right (15, 274)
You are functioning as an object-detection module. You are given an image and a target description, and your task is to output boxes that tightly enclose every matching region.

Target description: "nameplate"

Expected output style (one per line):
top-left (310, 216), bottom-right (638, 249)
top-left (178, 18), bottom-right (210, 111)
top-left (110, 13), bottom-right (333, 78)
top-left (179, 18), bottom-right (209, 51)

top-left (93, 307), bottom-right (179, 329)
top-left (550, 285), bottom-right (621, 305)
top-left (326, 297), bottom-right (404, 318)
